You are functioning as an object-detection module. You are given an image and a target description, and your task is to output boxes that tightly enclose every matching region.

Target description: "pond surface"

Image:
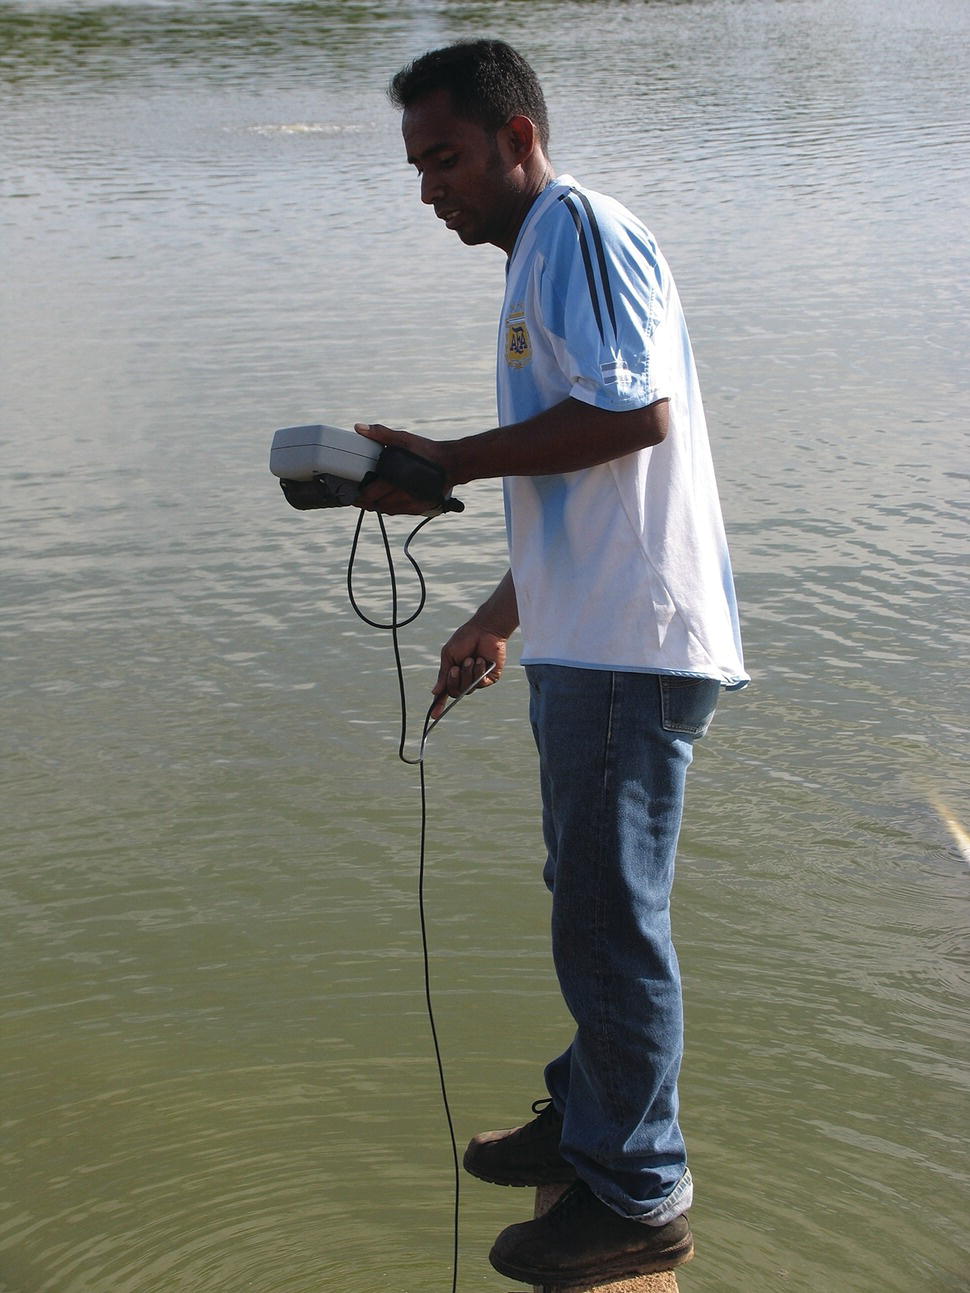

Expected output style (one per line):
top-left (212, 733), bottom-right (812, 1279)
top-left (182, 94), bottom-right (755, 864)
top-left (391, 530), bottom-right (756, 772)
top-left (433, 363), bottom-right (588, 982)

top-left (1, 2), bottom-right (968, 1290)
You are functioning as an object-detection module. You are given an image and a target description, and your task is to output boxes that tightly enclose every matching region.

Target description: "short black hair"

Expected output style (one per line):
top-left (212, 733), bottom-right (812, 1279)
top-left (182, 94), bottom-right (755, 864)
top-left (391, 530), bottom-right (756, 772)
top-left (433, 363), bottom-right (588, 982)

top-left (388, 39), bottom-right (550, 152)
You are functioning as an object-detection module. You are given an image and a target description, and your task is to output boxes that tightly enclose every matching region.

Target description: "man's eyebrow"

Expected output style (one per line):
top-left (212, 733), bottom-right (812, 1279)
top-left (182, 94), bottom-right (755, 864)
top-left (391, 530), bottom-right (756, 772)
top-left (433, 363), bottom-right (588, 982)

top-left (406, 141), bottom-right (453, 167)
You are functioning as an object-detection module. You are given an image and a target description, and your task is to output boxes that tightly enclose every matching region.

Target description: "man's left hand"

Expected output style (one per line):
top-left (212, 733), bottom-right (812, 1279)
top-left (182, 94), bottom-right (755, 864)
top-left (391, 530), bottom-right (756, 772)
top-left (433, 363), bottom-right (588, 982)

top-left (353, 422), bottom-right (453, 515)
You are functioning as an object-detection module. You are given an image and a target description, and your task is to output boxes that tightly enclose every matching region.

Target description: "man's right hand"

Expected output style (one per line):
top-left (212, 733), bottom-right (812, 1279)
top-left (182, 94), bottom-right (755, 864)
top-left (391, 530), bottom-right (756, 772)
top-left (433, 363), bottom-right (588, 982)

top-left (431, 620), bottom-right (508, 720)
top-left (431, 571), bottom-right (519, 720)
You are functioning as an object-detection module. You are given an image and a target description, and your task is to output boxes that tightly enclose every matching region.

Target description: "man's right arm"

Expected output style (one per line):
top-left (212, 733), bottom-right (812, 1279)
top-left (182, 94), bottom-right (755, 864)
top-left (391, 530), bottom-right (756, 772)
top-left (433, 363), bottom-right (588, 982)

top-left (355, 398), bottom-right (667, 514)
top-left (431, 570), bottom-right (519, 718)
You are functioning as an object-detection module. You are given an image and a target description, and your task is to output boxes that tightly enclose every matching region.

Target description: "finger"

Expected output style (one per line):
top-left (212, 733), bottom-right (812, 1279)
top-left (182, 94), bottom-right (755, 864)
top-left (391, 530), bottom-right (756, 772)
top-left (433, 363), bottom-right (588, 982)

top-left (474, 657), bottom-right (498, 688)
top-left (432, 660), bottom-right (453, 699)
top-left (459, 656), bottom-right (494, 695)
top-left (429, 687), bottom-right (453, 720)
top-left (355, 422), bottom-right (401, 447)
top-left (456, 656), bottom-right (475, 693)
top-left (356, 483), bottom-right (426, 515)
top-left (466, 656), bottom-right (488, 689)
top-left (355, 477), bottom-right (390, 505)
top-left (431, 654), bottom-right (497, 718)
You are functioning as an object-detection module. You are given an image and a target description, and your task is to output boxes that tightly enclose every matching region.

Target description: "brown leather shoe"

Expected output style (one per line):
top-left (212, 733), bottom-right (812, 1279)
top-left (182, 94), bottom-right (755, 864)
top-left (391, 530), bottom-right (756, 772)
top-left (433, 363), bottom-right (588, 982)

top-left (489, 1180), bottom-right (694, 1287)
top-left (463, 1098), bottom-right (578, 1186)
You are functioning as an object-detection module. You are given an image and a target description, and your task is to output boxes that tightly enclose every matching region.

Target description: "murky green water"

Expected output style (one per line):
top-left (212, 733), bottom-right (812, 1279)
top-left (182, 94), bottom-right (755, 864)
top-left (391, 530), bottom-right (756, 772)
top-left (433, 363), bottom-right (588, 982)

top-left (2, 2), bottom-right (968, 1290)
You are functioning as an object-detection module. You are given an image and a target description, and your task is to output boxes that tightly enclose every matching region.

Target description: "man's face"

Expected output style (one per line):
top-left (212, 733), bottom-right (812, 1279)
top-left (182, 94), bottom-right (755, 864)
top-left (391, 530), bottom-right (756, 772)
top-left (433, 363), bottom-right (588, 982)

top-left (402, 88), bottom-right (523, 252)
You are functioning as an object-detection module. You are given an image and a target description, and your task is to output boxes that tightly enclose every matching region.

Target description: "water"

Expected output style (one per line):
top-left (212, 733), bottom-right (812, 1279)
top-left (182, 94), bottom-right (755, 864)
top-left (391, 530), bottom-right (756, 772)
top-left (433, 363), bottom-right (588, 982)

top-left (1, 2), bottom-right (968, 1290)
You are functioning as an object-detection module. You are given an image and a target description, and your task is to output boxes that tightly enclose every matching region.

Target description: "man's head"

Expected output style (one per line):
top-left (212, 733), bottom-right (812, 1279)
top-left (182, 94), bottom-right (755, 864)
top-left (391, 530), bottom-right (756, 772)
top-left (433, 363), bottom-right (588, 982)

top-left (389, 40), bottom-right (553, 254)
top-left (388, 39), bottom-right (550, 153)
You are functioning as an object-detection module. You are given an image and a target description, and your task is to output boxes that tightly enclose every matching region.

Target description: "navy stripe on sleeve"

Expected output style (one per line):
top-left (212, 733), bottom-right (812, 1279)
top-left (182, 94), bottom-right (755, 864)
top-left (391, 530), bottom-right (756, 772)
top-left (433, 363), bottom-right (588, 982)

top-left (572, 190), bottom-right (619, 338)
top-left (559, 192), bottom-right (605, 343)
top-left (559, 190), bottom-right (619, 343)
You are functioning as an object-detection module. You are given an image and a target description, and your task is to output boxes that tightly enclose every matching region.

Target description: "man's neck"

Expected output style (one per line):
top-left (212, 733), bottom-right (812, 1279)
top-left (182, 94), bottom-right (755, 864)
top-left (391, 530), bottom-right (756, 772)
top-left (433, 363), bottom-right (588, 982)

top-left (496, 160), bottom-right (557, 256)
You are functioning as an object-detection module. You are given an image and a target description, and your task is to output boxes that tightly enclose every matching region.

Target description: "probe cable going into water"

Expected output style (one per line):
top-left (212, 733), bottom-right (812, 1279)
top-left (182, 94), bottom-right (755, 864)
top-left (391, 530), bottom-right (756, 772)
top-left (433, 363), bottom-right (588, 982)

top-left (346, 506), bottom-right (494, 1293)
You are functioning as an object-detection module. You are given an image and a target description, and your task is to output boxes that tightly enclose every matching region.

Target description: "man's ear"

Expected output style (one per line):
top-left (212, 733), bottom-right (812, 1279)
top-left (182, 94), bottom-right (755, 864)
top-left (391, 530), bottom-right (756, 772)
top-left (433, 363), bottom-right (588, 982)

top-left (498, 114), bottom-right (538, 165)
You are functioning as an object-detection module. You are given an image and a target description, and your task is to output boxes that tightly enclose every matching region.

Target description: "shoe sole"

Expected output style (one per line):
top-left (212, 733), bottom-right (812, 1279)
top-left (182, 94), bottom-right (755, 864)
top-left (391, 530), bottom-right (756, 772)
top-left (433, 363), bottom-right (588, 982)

top-left (463, 1160), bottom-right (578, 1188)
top-left (488, 1237), bottom-right (694, 1287)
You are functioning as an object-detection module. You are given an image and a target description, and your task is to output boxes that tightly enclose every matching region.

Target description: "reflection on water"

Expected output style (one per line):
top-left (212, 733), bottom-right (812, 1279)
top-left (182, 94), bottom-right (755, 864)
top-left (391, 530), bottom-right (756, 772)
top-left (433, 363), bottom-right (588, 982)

top-left (2, 2), bottom-right (969, 1290)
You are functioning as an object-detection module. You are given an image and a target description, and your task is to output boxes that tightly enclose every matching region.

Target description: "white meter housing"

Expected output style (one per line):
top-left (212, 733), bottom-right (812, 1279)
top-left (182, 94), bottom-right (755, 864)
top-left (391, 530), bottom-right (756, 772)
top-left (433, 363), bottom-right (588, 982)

top-left (269, 424), bottom-right (380, 483)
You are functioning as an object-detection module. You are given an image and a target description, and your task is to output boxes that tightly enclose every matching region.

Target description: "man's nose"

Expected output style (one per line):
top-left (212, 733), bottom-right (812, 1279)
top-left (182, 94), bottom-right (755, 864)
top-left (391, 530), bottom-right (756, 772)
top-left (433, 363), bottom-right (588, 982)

top-left (420, 172), bottom-right (443, 205)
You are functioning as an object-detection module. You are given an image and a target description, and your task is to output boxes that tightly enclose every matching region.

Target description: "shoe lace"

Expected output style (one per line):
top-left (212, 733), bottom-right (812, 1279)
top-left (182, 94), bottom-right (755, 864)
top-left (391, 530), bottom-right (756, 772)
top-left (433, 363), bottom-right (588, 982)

top-left (531, 1096), bottom-right (555, 1116)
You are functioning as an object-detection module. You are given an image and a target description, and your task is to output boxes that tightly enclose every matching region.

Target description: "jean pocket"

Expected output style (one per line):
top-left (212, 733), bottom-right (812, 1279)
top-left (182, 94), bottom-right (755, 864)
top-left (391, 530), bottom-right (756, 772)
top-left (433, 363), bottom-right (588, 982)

top-left (659, 676), bottom-right (720, 737)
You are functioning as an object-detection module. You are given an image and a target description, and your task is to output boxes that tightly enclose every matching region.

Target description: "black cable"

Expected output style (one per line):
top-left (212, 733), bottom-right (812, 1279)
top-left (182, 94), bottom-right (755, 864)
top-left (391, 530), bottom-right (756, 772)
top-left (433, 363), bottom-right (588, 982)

top-left (347, 507), bottom-right (432, 633)
top-left (345, 508), bottom-right (493, 1293)
top-left (415, 716), bottom-right (461, 1293)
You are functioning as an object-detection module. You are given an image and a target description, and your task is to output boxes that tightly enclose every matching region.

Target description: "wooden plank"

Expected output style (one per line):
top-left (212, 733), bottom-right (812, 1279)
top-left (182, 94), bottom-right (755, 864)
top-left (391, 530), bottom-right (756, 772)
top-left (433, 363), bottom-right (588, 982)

top-left (532, 1273), bottom-right (679, 1293)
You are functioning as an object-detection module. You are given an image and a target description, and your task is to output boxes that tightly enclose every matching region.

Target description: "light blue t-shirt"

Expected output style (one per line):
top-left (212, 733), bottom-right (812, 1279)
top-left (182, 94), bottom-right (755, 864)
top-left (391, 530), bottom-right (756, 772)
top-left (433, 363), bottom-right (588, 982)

top-left (498, 176), bottom-right (747, 687)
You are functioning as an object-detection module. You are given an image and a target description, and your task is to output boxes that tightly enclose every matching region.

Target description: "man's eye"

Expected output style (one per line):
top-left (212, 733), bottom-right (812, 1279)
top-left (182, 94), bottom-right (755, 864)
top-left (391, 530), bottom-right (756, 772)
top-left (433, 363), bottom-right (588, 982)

top-left (440, 155), bottom-right (458, 169)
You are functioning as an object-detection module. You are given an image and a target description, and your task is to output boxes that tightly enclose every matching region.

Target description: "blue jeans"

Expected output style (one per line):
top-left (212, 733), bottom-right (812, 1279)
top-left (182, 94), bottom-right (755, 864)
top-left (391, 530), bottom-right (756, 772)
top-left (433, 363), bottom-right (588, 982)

top-left (526, 664), bottom-right (719, 1225)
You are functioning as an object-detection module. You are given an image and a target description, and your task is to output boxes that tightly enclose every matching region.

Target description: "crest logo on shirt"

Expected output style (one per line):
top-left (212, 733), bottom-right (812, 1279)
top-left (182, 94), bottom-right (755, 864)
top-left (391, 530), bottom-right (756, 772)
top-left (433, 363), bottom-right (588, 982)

top-left (504, 306), bottom-right (532, 369)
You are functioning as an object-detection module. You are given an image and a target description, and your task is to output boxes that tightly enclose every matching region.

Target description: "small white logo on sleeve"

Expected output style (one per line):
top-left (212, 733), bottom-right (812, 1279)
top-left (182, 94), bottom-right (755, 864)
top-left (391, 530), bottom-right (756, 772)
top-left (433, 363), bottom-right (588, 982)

top-left (601, 358), bottom-right (633, 386)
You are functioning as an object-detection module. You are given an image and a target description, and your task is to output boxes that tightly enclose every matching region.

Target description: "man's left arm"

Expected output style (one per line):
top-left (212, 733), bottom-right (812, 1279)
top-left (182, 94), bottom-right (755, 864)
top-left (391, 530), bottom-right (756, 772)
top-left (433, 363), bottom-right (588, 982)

top-left (354, 396), bottom-right (667, 514)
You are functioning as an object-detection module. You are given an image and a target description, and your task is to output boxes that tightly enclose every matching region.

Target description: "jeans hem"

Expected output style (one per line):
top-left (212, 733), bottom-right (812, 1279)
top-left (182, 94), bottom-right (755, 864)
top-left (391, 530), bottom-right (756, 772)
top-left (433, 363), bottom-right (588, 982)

top-left (640, 1168), bottom-right (693, 1225)
top-left (591, 1167), bottom-right (693, 1227)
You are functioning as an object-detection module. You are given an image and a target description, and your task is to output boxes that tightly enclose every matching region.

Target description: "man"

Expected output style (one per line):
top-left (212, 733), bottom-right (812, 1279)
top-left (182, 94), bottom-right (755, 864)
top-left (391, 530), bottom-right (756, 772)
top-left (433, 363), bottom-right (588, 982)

top-left (355, 39), bottom-right (747, 1288)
